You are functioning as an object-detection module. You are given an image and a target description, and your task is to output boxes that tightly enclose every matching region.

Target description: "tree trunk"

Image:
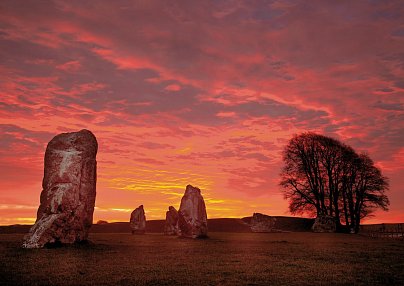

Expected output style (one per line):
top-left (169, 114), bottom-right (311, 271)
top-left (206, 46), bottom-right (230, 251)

top-left (342, 188), bottom-right (350, 230)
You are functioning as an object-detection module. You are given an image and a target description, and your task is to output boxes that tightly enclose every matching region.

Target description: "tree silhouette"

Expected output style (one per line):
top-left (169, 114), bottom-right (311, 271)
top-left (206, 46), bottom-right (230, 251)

top-left (280, 132), bottom-right (389, 233)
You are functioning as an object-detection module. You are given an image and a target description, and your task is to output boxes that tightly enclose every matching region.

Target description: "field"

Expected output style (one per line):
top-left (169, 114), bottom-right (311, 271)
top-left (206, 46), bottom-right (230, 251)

top-left (1, 232), bottom-right (403, 285)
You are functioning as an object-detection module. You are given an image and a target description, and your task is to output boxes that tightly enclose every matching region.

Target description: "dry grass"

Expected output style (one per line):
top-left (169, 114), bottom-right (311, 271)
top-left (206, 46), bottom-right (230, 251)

top-left (1, 232), bottom-right (403, 285)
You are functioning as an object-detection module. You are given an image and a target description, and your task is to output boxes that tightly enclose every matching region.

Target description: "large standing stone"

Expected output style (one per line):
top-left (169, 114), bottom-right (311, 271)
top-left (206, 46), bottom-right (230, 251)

top-left (130, 205), bottom-right (146, 234)
top-left (250, 213), bottom-right (277, 232)
top-left (312, 214), bottom-right (336, 233)
top-left (178, 185), bottom-right (208, 238)
top-left (164, 206), bottom-right (179, 235)
top-left (22, 129), bottom-right (97, 248)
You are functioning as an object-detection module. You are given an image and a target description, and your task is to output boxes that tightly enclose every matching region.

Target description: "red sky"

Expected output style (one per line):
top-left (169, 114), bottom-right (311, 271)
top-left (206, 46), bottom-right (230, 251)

top-left (1, 1), bottom-right (403, 225)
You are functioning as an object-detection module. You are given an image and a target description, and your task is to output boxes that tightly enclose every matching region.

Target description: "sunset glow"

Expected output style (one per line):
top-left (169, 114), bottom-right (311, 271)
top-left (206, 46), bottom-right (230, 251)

top-left (1, 1), bottom-right (403, 225)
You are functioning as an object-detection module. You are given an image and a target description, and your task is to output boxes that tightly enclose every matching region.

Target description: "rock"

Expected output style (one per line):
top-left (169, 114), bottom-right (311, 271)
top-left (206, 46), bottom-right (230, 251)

top-left (22, 129), bottom-right (97, 248)
top-left (164, 206), bottom-right (179, 235)
top-left (312, 214), bottom-right (336, 233)
top-left (250, 213), bottom-right (277, 232)
top-left (96, 220), bottom-right (108, 225)
top-left (178, 185), bottom-right (208, 238)
top-left (130, 205), bottom-right (146, 234)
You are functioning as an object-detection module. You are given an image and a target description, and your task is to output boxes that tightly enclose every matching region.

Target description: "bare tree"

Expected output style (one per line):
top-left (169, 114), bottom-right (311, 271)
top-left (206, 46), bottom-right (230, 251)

top-left (340, 153), bottom-right (389, 233)
top-left (280, 132), bottom-right (389, 233)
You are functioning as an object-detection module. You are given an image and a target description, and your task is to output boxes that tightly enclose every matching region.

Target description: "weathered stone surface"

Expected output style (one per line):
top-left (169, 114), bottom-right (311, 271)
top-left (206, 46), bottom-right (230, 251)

top-left (22, 129), bottom-right (97, 248)
top-left (130, 205), bottom-right (146, 234)
top-left (312, 214), bottom-right (336, 233)
top-left (250, 213), bottom-right (277, 232)
top-left (178, 185), bottom-right (208, 238)
top-left (164, 206), bottom-right (179, 235)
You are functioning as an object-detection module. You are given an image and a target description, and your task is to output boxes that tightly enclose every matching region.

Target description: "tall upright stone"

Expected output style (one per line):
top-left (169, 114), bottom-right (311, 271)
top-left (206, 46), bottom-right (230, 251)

top-left (164, 206), bottom-right (179, 235)
top-left (178, 185), bottom-right (208, 238)
top-left (130, 205), bottom-right (146, 234)
top-left (22, 129), bottom-right (97, 248)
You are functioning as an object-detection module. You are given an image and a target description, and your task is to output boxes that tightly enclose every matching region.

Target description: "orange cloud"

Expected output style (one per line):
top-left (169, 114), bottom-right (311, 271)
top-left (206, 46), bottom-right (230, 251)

top-left (0, 0), bottom-right (403, 225)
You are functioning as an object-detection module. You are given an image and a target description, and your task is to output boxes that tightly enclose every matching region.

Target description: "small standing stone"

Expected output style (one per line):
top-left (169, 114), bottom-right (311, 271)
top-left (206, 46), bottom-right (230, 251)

top-left (130, 205), bottom-right (146, 234)
top-left (250, 213), bottom-right (277, 232)
top-left (312, 214), bottom-right (336, 233)
top-left (164, 206), bottom-right (179, 235)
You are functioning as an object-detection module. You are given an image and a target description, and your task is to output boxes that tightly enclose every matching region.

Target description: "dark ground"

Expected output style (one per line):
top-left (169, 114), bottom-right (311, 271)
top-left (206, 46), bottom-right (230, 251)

top-left (1, 232), bottom-right (403, 285)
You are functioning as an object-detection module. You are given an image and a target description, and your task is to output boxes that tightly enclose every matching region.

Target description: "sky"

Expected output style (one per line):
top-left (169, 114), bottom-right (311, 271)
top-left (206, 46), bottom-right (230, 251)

top-left (1, 0), bottom-right (403, 225)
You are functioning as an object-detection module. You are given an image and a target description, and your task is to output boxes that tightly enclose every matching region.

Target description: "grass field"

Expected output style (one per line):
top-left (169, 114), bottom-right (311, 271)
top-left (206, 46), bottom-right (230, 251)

top-left (1, 232), bottom-right (403, 285)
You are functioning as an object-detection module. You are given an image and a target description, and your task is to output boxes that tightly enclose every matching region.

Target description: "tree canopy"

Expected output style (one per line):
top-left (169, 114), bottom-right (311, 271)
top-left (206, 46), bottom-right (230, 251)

top-left (280, 132), bottom-right (389, 233)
